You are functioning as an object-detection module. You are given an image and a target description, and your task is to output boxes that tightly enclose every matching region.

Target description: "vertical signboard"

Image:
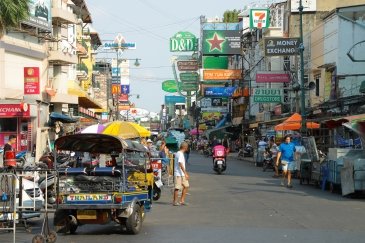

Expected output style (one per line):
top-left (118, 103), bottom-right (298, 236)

top-left (250, 9), bottom-right (270, 29)
top-left (24, 67), bottom-right (40, 94)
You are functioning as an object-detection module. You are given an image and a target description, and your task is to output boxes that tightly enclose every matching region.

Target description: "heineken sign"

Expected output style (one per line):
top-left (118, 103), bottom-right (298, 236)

top-left (170, 31), bottom-right (198, 52)
top-left (162, 80), bottom-right (178, 93)
top-left (202, 30), bottom-right (241, 55)
top-left (253, 88), bottom-right (283, 103)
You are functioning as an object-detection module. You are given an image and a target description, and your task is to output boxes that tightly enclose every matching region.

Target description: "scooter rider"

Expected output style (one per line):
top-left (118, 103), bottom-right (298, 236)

top-left (212, 139), bottom-right (227, 164)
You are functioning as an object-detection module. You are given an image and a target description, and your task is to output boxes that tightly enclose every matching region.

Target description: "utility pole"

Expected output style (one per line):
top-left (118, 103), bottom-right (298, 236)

top-left (299, 0), bottom-right (306, 134)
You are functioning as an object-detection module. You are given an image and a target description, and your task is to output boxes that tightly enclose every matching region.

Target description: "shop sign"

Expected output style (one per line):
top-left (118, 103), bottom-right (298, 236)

top-left (202, 112), bottom-right (221, 121)
top-left (165, 95), bottom-right (186, 104)
top-left (111, 84), bottom-right (121, 95)
top-left (179, 83), bottom-right (199, 92)
top-left (119, 105), bottom-right (131, 111)
top-left (121, 85), bottom-right (130, 94)
top-left (24, 67), bottom-right (40, 95)
top-left (253, 88), bottom-right (283, 103)
top-left (202, 30), bottom-right (241, 55)
top-left (0, 104), bottom-right (30, 117)
top-left (250, 9), bottom-right (270, 29)
top-left (256, 71), bottom-right (291, 83)
top-left (170, 31), bottom-right (198, 52)
top-left (200, 98), bottom-right (212, 108)
top-left (203, 69), bottom-right (241, 80)
top-left (104, 34), bottom-right (136, 50)
top-left (201, 107), bottom-right (228, 113)
top-left (177, 60), bottom-right (198, 71)
top-left (264, 38), bottom-right (300, 56)
top-left (162, 80), bottom-right (178, 93)
top-left (204, 87), bottom-right (236, 97)
top-left (23, 0), bottom-right (52, 31)
top-left (179, 72), bottom-right (199, 83)
top-left (211, 98), bottom-right (222, 106)
top-left (119, 94), bottom-right (128, 102)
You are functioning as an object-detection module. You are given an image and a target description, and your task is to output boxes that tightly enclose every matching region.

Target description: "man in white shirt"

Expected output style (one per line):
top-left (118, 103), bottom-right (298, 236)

top-left (173, 142), bottom-right (190, 206)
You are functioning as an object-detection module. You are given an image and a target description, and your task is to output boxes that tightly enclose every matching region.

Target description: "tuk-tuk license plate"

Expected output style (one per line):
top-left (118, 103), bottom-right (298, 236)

top-left (77, 210), bottom-right (97, 220)
top-left (217, 161), bottom-right (223, 165)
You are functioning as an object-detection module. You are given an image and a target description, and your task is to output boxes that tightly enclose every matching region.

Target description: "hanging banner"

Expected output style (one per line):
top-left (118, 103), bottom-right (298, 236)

top-left (202, 30), bottom-right (241, 55)
top-left (250, 9), bottom-right (270, 29)
top-left (24, 67), bottom-right (40, 95)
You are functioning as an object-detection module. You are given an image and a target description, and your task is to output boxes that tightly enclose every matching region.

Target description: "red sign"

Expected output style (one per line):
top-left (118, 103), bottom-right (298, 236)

top-left (24, 67), bottom-right (40, 94)
top-left (119, 94), bottom-right (129, 102)
top-left (256, 71), bottom-right (290, 83)
top-left (0, 104), bottom-right (30, 117)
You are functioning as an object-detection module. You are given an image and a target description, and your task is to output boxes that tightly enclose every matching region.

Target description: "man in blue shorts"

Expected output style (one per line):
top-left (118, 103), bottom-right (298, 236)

top-left (276, 135), bottom-right (296, 188)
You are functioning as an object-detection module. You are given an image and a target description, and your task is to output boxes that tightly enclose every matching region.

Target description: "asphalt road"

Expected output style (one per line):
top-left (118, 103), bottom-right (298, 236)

top-left (2, 152), bottom-right (365, 243)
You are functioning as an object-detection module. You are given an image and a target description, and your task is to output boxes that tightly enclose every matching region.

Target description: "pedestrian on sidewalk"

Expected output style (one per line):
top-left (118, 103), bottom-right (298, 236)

top-left (173, 142), bottom-right (190, 206)
top-left (276, 135), bottom-right (296, 188)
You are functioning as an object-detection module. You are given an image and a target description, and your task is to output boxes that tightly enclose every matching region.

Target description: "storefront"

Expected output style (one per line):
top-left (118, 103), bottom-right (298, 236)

top-left (0, 103), bottom-right (35, 152)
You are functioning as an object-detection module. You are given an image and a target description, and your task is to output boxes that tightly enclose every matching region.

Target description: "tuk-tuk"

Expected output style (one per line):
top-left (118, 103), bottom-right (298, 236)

top-left (53, 134), bottom-right (152, 235)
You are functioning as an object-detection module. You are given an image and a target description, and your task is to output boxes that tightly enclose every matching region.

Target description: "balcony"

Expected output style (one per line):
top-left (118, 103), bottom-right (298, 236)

top-left (48, 41), bottom-right (77, 65)
top-left (51, 0), bottom-right (77, 24)
top-left (77, 39), bottom-right (89, 58)
top-left (76, 63), bottom-right (89, 80)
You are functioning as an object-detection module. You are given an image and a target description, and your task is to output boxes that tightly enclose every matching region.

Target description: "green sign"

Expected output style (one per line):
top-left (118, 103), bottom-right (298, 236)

top-left (203, 56), bottom-right (228, 69)
top-left (202, 30), bottom-right (241, 55)
top-left (162, 80), bottom-right (178, 93)
top-left (170, 31), bottom-right (198, 52)
top-left (179, 83), bottom-right (199, 92)
top-left (179, 72), bottom-right (199, 83)
top-left (253, 88), bottom-right (282, 103)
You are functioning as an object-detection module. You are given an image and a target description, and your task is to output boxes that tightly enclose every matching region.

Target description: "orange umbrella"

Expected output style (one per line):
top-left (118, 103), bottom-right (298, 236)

top-left (274, 113), bottom-right (320, 131)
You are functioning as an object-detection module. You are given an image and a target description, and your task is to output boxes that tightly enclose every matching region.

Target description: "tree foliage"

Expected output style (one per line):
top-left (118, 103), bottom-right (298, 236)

top-left (0, 0), bottom-right (30, 37)
top-left (223, 9), bottom-right (241, 23)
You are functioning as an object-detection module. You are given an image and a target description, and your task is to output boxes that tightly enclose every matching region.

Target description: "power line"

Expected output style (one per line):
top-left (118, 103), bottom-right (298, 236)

top-left (136, 0), bottom-right (183, 22)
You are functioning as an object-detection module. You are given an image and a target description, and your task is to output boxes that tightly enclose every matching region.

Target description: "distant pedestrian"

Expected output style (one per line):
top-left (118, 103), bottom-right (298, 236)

top-left (173, 142), bottom-right (190, 206)
top-left (276, 135), bottom-right (296, 188)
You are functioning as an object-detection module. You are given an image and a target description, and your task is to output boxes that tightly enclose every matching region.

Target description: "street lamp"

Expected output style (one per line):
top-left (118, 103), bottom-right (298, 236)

top-left (299, 0), bottom-right (306, 134)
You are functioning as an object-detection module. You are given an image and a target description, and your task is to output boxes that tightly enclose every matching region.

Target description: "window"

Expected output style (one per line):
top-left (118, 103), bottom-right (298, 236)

top-left (0, 118), bottom-right (17, 132)
top-left (314, 74), bottom-right (321, 97)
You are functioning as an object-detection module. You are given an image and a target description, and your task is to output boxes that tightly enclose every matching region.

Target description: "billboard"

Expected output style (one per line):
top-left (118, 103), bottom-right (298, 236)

top-left (170, 31), bottom-right (198, 52)
top-left (203, 69), bottom-right (241, 80)
top-left (264, 38), bottom-right (300, 56)
top-left (24, 0), bottom-right (52, 31)
top-left (203, 56), bottom-right (228, 69)
top-left (202, 30), bottom-right (241, 55)
top-left (256, 71), bottom-right (291, 83)
top-left (253, 88), bottom-right (283, 103)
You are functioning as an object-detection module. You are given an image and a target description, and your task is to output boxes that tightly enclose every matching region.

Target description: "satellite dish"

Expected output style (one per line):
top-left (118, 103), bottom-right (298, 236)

top-left (308, 81), bottom-right (316, 90)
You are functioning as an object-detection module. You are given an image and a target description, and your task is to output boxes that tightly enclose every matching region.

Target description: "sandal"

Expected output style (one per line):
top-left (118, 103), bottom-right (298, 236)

top-left (173, 202), bottom-right (180, 206)
top-left (180, 202), bottom-right (189, 206)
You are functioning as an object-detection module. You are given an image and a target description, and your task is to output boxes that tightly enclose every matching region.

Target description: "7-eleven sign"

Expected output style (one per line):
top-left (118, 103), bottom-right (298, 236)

top-left (250, 9), bottom-right (270, 29)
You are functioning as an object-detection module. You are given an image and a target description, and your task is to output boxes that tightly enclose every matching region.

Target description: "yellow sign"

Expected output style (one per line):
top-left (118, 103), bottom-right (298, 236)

top-left (112, 84), bottom-right (121, 94)
top-left (203, 69), bottom-right (242, 80)
top-left (77, 210), bottom-right (97, 220)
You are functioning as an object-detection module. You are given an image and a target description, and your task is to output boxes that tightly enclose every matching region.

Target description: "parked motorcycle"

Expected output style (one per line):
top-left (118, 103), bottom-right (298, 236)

top-left (37, 152), bottom-right (73, 169)
top-left (203, 146), bottom-right (212, 157)
top-left (38, 174), bottom-right (57, 205)
top-left (262, 148), bottom-right (275, 172)
top-left (151, 160), bottom-right (163, 201)
top-left (237, 143), bottom-right (254, 159)
top-left (0, 147), bottom-right (27, 168)
top-left (212, 145), bottom-right (227, 174)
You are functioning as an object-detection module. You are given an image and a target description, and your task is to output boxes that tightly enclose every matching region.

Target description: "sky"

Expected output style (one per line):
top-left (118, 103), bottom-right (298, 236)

top-left (86, 0), bottom-right (270, 113)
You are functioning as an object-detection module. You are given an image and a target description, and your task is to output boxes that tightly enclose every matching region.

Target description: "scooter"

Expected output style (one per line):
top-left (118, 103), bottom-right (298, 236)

top-left (212, 146), bottom-right (227, 175)
top-left (238, 144), bottom-right (254, 159)
top-left (203, 146), bottom-right (212, 157)
top-left (38, 174), bottom-right (57, 205)
top-left (0, 147), bottom-right (27, 167)
top-left (262, 148), bottom-right (275, 172)
top-left (151, 160), bottom-right (163, 201)
top-left (38, 152), bottom-right (73, 169)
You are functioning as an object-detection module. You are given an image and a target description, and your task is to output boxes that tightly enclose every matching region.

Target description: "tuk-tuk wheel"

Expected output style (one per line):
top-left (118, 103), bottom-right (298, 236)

top-left (47, 231), bottom-right (57, 243)
top-left (125, 204), bottom-right (143, 234)
top-left (32, 234), bottom-right (45, 243)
